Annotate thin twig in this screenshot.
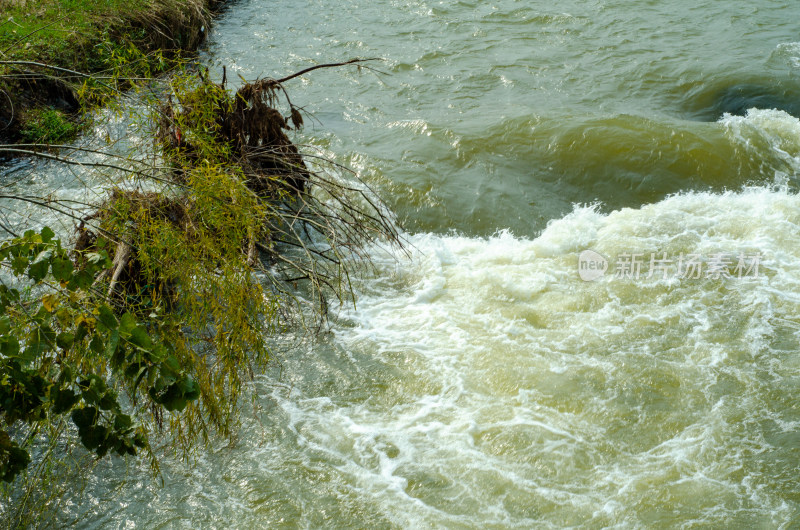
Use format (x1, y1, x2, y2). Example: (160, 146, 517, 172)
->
(0, 61, 116, 91)
(272, 58, 382, 84)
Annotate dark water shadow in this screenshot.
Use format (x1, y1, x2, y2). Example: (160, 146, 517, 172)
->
(680, 78, 800, 121)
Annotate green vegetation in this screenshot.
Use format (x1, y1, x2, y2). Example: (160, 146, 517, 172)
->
(17, 107, 80, 143)
(0, 0, 213, 143)
(0, 33, 396, 525)
(0, 2, 399, 524)
(0, 227, 186, 472)
(0, 0, 146, 65)
(0, 0, 209, 68)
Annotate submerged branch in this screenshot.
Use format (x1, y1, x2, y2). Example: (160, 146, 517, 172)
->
(272, 58, 383, 84)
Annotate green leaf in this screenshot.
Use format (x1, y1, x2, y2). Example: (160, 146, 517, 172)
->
(89, 334, 104, 354)
(90, 375, 107, 392)
(54, 308, 71, 326)
(95, 438, 111, 458)
(51, 386, 80, 414)
(133, 432, 146, 448)
(10, 256, 28, 275)
(51, 258, 74, 282)
(56, 332, 75, 350)
(75, 322, 89, 343)
(40, 226, 55, 243)
(33, 305, 52, 322)
(81, 387, 100, 405)
(80, 376, 107, 406)
(97, 305, 118, 331)
(105, 329, 120, 359)
(130, 326, 152, 350)
(165, 397, 187, 411)
(148, 343, 168, 363)
(71, 406, 98, 430)
(162, 355, 181, 375)
(110, 341, 126, 368)
(27, 250, 52, 281)
(22, 327, 54, 360)
(0, 336, 20, 357)
(113, 413, 132, 431)
(57, 365, 73, 385)
(181, 377, 200, 401)
(0, 431, 31, 482)
(4, 288, 19, 302)
(157, 384, 185, 411)
(154, 374, 175, 391)
(98, 391, 118, 412)
(116, 439, 136, 457)
(125, 363, 146, 381)
(119, 312, 137, 336)
(68, 269, 94, 291)
(80, 425, 109, 451)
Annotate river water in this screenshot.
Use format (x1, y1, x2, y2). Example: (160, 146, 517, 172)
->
(49, 0, 800, 527)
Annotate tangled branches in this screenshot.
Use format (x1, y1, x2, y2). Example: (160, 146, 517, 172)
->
(65, 58, 403, 439)
(0, 61, 401, 514)
(78, 60, 401, 315)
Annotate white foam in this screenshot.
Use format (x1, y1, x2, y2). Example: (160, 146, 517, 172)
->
(315, 186, 800, 526)
(719, 108, 800, 177)
(774, 41, 800, 69)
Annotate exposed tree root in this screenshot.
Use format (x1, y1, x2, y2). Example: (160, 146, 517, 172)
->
(76, 61, 402, 320)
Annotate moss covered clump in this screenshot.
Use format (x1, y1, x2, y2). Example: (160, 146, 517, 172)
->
(17, 107, 81, 143)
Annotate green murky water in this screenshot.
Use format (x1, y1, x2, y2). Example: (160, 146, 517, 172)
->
(39, 0, 800, 527)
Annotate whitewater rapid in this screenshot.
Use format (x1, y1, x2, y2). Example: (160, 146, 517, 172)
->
(315, 181, 800, 527)
(36, 101, 800, 529)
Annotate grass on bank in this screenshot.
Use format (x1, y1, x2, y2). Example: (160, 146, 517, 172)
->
(0, 0, 212, 143)
(0, 0, 209, 66)
(18, 107, 79, 142)
(0, 0, 146, 67)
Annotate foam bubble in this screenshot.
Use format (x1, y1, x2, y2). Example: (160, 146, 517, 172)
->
(720, 108, 800, 177)
(773, 41, 800, 69)
(323, 186, 800, 526)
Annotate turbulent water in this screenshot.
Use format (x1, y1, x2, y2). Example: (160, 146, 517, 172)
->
(18, 0, 800, 527)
